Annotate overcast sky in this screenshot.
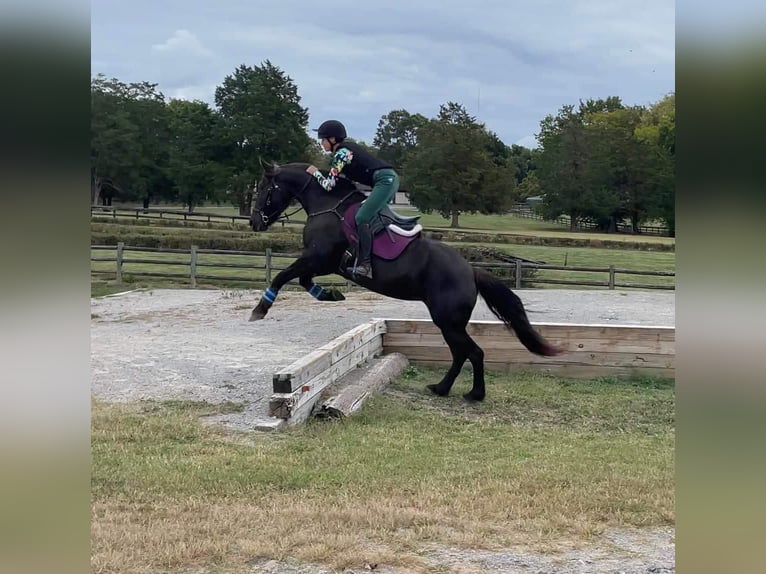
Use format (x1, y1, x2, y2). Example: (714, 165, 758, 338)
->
(91, 0, 675, 149)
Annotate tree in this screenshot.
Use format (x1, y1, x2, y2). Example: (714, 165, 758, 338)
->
(535, 104, 601, 230)
(91, 75, 174, 208)
(403, 102, 517, 228)
(586, 106, 650, 232)
(517, 170, 541, 201)
(373, 109, 429, 170)
(166, 99, 228, 212)
(508, 144, 535, 184)
(214, 61, 311, 214)
(636, 93, 675, 234)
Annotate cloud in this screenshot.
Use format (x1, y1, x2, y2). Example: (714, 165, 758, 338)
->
(92, 0, 675, 146)
(152, 29, 212, 58)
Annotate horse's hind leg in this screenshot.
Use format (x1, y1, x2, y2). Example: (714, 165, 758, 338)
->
(427, 326, 486, 401)
(462, 334, 486, 402)
(426, 325, 468, 397)
(298, 274, 345, 302)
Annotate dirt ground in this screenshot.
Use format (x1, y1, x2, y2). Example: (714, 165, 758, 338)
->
(90, 287, 674, 430)
(91, 287, 676, 573)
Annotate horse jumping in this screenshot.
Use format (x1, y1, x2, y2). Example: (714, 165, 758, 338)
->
(250, 162, 562, 402)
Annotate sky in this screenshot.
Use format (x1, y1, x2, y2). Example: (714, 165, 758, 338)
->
(91, 0, 675, 149)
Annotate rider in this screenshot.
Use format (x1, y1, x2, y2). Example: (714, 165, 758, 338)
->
(306, 119, 399, 280)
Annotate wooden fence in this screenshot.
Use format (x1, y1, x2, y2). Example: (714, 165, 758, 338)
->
(91, 244, 675, 291)
(92, 205, 672, 237)
(91, 205, 253, 225)
(509, 204, 670, 236)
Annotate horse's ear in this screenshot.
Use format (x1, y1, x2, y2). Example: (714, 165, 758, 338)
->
(261, 158, 280, 177)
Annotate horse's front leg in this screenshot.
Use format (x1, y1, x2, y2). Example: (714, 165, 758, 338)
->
(249, 257, 311, 321)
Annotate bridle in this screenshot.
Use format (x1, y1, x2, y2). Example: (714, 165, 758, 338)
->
(254, 170, 365, 225)
(254, 172, 312, 225)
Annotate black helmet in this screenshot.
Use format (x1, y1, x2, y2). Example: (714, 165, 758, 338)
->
(314, 119, 347, 141)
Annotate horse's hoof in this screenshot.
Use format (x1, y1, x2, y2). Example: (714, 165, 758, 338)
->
(427, 383, 449, 397)
(463, 390, 485, 403)
(249, 308, 266, 321)
(329, 289, 346, 301)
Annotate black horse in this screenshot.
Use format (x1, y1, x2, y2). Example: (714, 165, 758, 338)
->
(250, 162, 561, 401)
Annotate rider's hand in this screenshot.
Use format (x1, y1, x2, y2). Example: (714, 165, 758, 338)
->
(306, 165, 317, 175)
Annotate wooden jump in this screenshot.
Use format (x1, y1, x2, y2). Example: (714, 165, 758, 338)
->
(267, 318, 675, 425)
(382, 319, 675, 379)
(269, 319, 387, 424)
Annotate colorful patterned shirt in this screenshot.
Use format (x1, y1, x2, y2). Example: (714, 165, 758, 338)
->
(312, 147, 354, 191)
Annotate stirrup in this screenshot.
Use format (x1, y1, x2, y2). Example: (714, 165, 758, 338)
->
(349, 262, 372, 279)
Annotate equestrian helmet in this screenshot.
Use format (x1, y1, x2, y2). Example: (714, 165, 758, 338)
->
(314, 120, 347, 141)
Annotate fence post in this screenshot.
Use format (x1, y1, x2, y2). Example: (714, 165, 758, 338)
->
(608, 265, 615, 290)
(265, 248, 272, 283)
(515, 260, 523, 289)
(190, 245, 198, 288)
(116, 242, 124, 284)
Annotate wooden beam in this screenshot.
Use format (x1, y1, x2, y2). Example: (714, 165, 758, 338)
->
(379, 319, 675, 379)
(315, 352, 410, 419)
(272, 319, 387, 393)
(268, 319, 387, 423)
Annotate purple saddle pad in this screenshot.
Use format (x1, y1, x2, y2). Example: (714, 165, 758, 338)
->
(341, 203, 420, 260)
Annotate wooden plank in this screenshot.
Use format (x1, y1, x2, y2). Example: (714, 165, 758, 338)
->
(409, 359, 674, 380)
(382, 332, 675, 355)
(382, 319, 675, 342)
(383, 345, 674, 369)
(272, 319, 387, 393)
(380, 318, 675, 380)
(269, 336, 384, 422)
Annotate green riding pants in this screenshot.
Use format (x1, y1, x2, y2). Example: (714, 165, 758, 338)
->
(355, 168, 399, 225)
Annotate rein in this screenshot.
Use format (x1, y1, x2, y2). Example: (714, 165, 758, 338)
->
(307, 190, 360, 221)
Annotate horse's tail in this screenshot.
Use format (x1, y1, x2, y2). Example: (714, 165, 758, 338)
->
(474, 268, 563, 356)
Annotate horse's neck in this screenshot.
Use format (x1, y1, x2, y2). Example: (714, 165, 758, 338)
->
(302, 184, 364, 215)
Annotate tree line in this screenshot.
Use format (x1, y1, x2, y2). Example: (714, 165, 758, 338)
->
(91, 60, 674, 233)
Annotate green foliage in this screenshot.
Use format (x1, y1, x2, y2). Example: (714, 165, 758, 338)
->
(214, 60, 311, 214)
(90, 62, 674, 237)
(90, 61, 312, 215)
(402, 102, 518, 227)
(91, 75, 173, 205)
(166, 99, 229, 212)
(535, 95, 675, 234)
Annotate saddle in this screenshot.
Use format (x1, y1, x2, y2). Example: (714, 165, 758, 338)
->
(341, 202, 423, 262)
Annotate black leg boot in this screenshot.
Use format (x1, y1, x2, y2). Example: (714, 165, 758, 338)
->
(346, 223, 373, 279)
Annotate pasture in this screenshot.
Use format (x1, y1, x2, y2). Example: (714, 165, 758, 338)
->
(98, 203, 676, 246)
(90, 200, 677, 572)
(91, 368, 674, 574)
(90, 241, 675, 292)
(91, 207, 675, 293)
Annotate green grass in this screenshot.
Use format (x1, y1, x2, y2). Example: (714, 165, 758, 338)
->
(91, 368, 674, 573)
(394, 207, 674, 244)
(103, 203, 674, 246)
(453, 242, 676, 289)
(91, 239, 675, 291)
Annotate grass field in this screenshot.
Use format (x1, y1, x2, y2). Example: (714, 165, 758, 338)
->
(458, 242, 675, 289)
(91, 237, 675, 293)
(103, 203, 675, 246)
(91, 367, 674, 573)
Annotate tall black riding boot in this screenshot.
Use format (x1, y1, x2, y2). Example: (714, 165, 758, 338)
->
(347, 223, 373, 279)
